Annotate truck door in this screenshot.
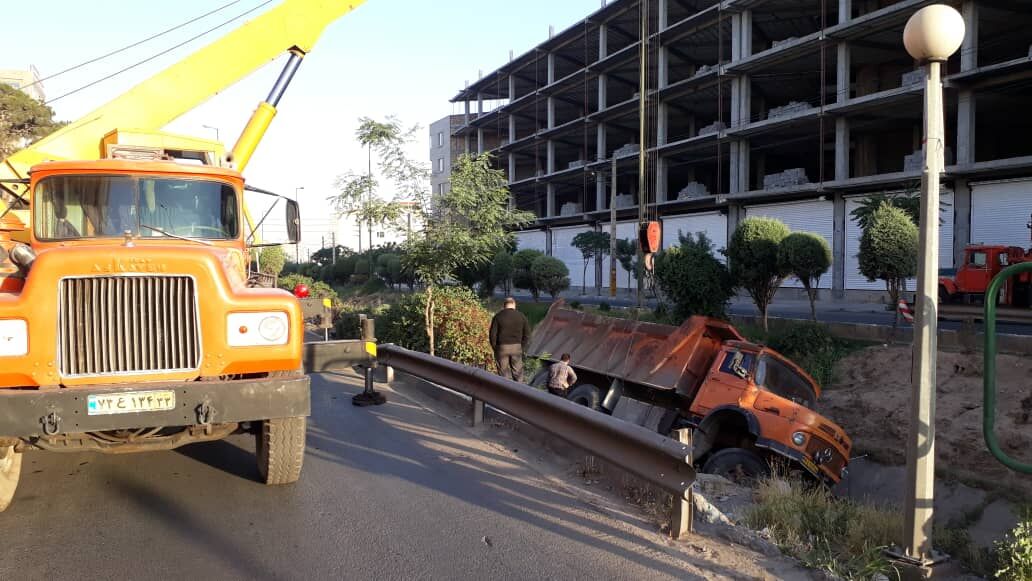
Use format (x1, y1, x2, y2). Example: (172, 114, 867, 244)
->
(957, 249, 991, 295)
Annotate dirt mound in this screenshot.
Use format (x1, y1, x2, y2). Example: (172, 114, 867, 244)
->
(819, 345, 1032, 498)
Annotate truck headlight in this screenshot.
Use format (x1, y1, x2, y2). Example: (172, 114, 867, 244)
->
(227, 312, 289, 346)
(791, 431, 807, 446)
(0, 320, 27, 356)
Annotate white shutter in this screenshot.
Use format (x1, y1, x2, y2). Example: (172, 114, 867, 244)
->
(746, 199, 835, 288)
(844, 192, 954, 291)
(971, 179, 1032, 247)
(550, 225, 594, 289)
(600, 220, 639, 289)
(515, 229, 546, 254)
(661, 212, 728, 262)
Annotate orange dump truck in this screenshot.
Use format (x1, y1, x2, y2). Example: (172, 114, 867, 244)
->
(528, 303, 851, 484)
(0, 160, 309, 511)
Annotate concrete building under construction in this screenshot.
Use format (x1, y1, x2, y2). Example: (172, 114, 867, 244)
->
(447, 0, 1032, 299)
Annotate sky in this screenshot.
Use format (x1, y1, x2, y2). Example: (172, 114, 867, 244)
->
(2, 0, 603, 256)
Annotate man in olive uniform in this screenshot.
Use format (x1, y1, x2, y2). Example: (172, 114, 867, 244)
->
(489, 297, 531, 382)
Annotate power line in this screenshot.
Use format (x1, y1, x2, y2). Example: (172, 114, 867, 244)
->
(46, 0, 276, 105)
(22, 0, 243, 92)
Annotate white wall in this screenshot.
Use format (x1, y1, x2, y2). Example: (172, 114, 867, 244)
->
(550, 225, 594, 290)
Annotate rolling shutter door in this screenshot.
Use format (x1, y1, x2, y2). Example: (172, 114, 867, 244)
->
(746, 199, 834, 288)
(661, 212, 728, 262)
(550, 225, 594, 289)
(971, 179, 1032, 247)
(515, 229, 546, 254)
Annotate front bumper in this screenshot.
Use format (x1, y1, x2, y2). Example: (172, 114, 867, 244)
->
(0, 376, 310, 438)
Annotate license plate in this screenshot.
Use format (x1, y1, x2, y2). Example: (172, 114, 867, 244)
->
(87, 390, 176, 416)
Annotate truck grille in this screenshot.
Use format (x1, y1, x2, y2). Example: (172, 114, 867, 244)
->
(59, 276, 201, 376)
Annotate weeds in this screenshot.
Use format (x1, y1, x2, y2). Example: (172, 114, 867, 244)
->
(996, 515, 1032, 581)
(745, 477, 901, 580)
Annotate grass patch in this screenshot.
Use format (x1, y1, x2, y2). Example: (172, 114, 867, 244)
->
(517, 302, 551, 328)
(745, 478, 902, 580)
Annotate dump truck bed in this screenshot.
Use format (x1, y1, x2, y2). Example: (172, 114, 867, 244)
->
(527, 303, 743, 395)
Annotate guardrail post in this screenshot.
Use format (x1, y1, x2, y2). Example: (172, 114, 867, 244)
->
(352, 317, 386, 407)
(471, 398, 484, 427)
(669, 428, 693, 540)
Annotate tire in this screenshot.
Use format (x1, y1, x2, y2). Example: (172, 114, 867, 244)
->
(566, 384, 602, 411)
(529, 368, 549, 389)
(701, 447, 770, 483)
(0, 446, 22, 512)
(256, 416, 306, 485)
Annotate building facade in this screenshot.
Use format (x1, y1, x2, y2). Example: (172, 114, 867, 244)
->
(450, 0, 1032, 299)
(0, 66, 45, 102)
(430, 115, 466, 196)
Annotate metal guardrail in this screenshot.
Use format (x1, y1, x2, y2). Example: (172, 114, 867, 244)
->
(376, 344, 696, 498)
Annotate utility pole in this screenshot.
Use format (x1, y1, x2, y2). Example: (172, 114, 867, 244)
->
(636, 0, 649, 310)
(610, 158, 617, 298)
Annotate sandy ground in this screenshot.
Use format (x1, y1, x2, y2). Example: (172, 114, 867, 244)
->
(819, 344, 1032, 498)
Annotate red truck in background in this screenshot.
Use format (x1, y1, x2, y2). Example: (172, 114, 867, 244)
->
(939, 214, 1032, 307)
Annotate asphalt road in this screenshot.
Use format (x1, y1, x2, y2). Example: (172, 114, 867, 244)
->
(0, 373, 699, 580)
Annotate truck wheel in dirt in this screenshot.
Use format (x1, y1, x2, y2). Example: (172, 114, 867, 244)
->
(701, 448, 769, 483)
(256, 416, 306, 485)
(566, 384, 602, 411)
(0, 446, 22, 512)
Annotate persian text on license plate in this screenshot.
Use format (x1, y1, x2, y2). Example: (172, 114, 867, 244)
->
(87, 390, 176, 416)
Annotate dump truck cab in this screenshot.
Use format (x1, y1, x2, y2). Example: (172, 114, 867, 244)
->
(0, 159, 309, 512)
(528, 304, 851, 485)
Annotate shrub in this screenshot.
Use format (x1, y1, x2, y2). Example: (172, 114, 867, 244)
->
(378, 287, 494, 368)
(726, 217, 790, 331)
(858, 202, 918, 310)
(490, 250, 515, 295)
(765, 323, 867, 386)
(512, 249, 544, 300)
(655, 232, 734, 322)
(569, 300, 582, 310)
(530, 255, 570, 299)
(598, 301, 611, 312)
(256, 245, 286, 276)
(778, 232, 831, 322)
(278, 273, 314, 293)
(996, 517, 1032, 581)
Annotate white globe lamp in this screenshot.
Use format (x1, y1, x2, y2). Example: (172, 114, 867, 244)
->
(903, 4, 965, 62)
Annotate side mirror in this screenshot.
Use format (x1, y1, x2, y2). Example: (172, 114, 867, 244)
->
(286, 199, 301, 243)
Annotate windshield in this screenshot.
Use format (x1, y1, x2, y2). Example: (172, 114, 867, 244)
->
(755, 354, 816, 408)
(35, 175, 238, 240)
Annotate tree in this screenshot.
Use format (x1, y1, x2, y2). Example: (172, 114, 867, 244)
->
(404, 153, 534, 355)
(257, 245, 286, 276)
(512, 249, 544, 300)
(310, 245, 349, 267)
(571, 231, 610, 295)
(726, 217, 791, 331)
(531, 255, 570, 299)
(614, 238, 636, 290)
(655, 232, 735, 321)
(778, 232, 832, 322)
(0, 84, 64, 159)
(858, 203, 918, 320)
(490, 250, 515, 295)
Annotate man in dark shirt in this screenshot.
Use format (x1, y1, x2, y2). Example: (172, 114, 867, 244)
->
(489, 297, 531, 382)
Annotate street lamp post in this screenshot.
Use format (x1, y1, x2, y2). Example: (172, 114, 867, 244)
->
(900, 5, 965, 564)
(294, 186, 305, 262)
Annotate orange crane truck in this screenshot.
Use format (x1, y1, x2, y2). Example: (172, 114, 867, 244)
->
(939, 214, 1032, 307)
(529, 304, 852, 484)
(0, 0, 366, 511)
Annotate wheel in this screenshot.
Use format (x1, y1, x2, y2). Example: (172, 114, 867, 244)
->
(701, 447, 770, 483)
(529, 367, 549, 389)
(256, 416, 306, 485)
(0, 446, 22, 512)
(566, 384, 602, 411)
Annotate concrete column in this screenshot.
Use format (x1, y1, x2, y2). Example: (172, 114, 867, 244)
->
(477, 129, 485, 154)
(832, 193, 846, 298)
(836, 42, 851, 103)
(509, 153, 516, 182)
(508, 114, 516, 143)
(953, 178, 972, 266)
(596, 174, 607, 212)
(739, 76, 751, 126)
(737, 141, 750, 192)
(835, 117, 850, 181)
(658, 0, 668, 30)
(464, 134, 471, 155)
(957, 90, 976, 165)
(725, 204, 744, 251)
(656, 102, 668, 146)
(961, 1, 978, 71)
(598, 73, 608, 110)
(508, 75, 516, 100)
(655, 156, 669, 203)
(546, 184, 556, 218)
(731, 14, 742, 62)
(658, 46, 669, 88)
(547, 96, 556, 129)
(598, 24, 608, 59)
(547, 53, 556, 84)
(838, 0, 851, 24)
(477, 92, 484, 117)
(740, 10, 752, 59)
(547, 140, 555, 174)
(597, 123, 607, 160)
(464, 98, 470, 125)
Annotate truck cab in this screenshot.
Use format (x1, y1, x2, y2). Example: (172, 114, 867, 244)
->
(940, 245, 1031, 306)
(0, 159, 309, 512)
